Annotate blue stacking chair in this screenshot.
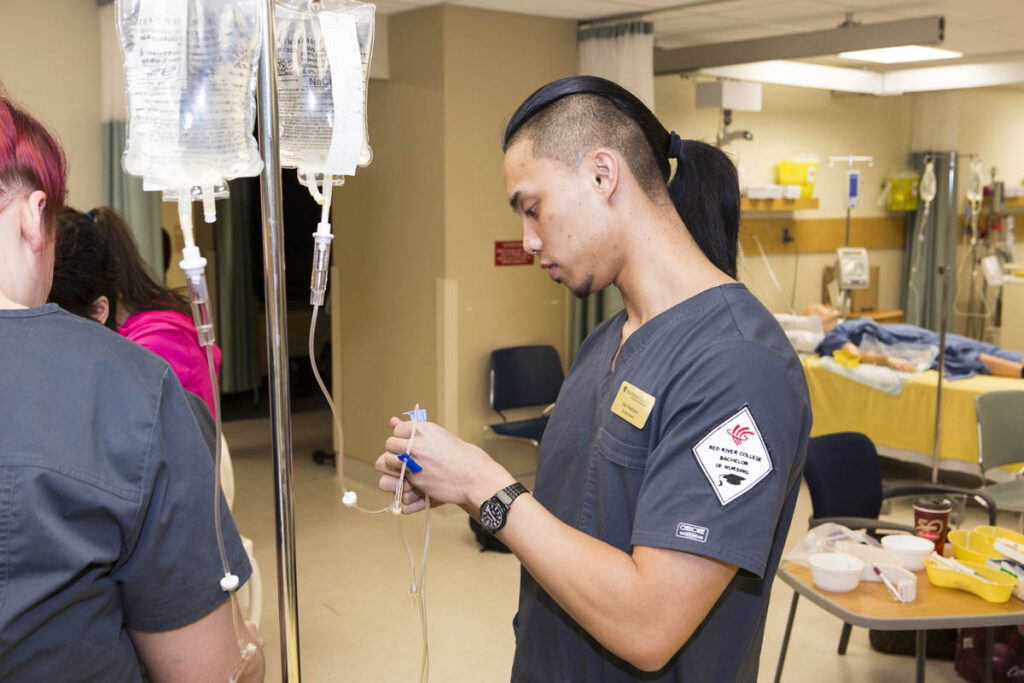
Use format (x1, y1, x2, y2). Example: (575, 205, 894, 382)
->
(484, 345, 564, 449)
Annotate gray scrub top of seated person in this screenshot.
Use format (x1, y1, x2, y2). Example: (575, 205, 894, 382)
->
(511, 284, 812, 683)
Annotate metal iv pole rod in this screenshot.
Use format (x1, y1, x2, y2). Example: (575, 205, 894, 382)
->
(256, 0, 301, 679)
(931, 151, 957, 485)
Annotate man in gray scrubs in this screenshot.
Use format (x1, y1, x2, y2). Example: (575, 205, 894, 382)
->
(377, 76, 811, 681)
(0, 95, 263, 681)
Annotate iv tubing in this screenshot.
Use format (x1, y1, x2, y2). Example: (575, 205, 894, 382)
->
(304, 171, 431, 679)
(393, 407, 431, 682)
(179, 194, 253, 671)
(307, 308, 433, 679)
(308, 305, 390, 515)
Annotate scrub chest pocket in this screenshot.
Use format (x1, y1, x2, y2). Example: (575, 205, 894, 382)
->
(578, 423, 650, 548)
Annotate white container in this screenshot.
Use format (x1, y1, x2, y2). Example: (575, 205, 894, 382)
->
(783, 184, 802, 200)
(767, 184, 785, 199)
(873, 563, 918, 603)
(809, 552, 864, 592)
(746, 185, 771, 200)
(881, 534, 935, 571)
(833, 540, 904, 580)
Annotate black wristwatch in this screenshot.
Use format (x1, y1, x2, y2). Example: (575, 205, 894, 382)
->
(479, 482, 529, 533)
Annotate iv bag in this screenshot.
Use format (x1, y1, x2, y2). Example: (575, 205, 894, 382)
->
(966, 159, 984, 204)
(275, 0, 374, 182)
(919, 160, 937, 204)
(116, 0, 264, 194)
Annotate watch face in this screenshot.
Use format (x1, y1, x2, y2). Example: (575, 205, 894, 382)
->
(480, 500, 505, 531)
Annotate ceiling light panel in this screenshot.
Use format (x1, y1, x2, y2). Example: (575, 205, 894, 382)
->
(838, 45, 963, 63)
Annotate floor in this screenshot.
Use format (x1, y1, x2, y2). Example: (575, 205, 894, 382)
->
(225, 408, 1005, 682)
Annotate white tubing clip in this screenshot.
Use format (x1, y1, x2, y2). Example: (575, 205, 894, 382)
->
(220, 573, 240, 593)
(315, 224, 334, 241)
(342, 490, 358, 507)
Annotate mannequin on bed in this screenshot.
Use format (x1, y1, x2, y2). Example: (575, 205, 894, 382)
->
(793, 304, 1024, 380)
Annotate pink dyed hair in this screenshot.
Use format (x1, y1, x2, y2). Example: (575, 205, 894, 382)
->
(0, 95, 67, 232)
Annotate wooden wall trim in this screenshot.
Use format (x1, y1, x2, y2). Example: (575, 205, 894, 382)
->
(739, 215, 907, 255)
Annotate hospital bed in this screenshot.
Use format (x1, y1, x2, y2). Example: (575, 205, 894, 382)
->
(803, 356, 1024, 480)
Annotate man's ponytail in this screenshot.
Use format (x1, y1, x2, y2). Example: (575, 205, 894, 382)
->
(665, 134, 739, 278)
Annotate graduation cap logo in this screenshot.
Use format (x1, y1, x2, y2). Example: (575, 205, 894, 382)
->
(718, 473, 746, 487)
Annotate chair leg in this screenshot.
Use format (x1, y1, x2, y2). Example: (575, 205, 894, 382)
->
(837, 622, 853, 655)
(774, 592, 800, 683)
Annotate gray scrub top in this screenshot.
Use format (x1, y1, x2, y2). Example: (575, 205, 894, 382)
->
(0, 305, 250, 681)
(511, 284, 812, 682)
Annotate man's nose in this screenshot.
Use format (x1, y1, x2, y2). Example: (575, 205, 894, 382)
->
(522, 224, 542, 256)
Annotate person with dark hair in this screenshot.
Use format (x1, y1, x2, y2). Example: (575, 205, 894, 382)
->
(376, 76, 811, 681)
(0, 94, 263, 681)
(48, 205, 222, 417)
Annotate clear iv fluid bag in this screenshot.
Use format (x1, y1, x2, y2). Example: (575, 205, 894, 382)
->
(116, 0, 264, 192)
(276, 0, 374, 181)
(966, 160, 984, 204)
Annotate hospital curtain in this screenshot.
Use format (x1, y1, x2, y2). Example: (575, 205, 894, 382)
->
(98, 0, 164, 279)
(572, 21, 653, 357)
(213, 180, 257, 394)
(902, 151, 959, 330)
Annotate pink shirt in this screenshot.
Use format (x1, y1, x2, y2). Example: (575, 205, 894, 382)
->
(118, 310, 222, 418)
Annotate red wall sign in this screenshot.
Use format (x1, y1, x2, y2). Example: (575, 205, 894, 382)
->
(494, 240, 534, 266)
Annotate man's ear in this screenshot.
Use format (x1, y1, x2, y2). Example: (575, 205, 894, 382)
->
(590, 149, 620, 201)
(89, 295, 111, 325)
(21, 190, 48, 253)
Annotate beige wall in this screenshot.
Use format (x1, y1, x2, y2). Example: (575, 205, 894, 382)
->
(441, 6, 576, 445)
(0, 0, 102, 210)
(332, 7, 447, 461)
(655, 78, 1024, 319)
(656, 77, 913, 315)
(332, 5, 576, 463)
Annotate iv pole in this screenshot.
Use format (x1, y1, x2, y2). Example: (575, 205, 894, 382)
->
(931, 151, 958, 485)
(828, 154, 873, 315)
(256, 0, 302, 679)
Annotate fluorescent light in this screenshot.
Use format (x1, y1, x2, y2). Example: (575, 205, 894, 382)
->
(838, 46, 962, 64)
(700, 60, 1024, 96)
(701, 61, 882, 95)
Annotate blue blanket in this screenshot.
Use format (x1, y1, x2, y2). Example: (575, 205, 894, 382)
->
(815, 319, 1024, 380)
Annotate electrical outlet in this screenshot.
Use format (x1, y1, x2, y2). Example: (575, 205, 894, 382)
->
(782, 227, 794, 244)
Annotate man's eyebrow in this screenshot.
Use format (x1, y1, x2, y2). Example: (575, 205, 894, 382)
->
(508, 191, 520, 212)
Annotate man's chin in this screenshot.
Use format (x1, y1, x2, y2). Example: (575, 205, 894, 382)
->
(570, 274, 595, 300)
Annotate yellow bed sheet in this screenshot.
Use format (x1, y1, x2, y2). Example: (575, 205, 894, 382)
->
(804, 356, 1024, 466)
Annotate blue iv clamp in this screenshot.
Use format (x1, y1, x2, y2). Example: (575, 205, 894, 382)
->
(398, 407, 427, 472)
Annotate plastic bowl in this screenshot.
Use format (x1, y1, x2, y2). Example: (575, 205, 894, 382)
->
(809, 553, 864, 592)
(881, 535, 935, 571)
(948, 529, 1003, 565)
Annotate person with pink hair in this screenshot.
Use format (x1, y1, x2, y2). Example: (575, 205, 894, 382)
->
(0, 92, 262, 682)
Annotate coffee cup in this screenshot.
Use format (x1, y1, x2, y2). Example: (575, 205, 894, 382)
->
(913, 496, 952, 554)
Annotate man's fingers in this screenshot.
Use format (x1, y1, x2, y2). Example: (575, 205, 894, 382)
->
(390, 417, 415, 438)
(401, 499, 427, 514)
(385, 436, 410, 457)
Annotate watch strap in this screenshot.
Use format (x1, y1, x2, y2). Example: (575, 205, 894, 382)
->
(494, 482, 528, 508)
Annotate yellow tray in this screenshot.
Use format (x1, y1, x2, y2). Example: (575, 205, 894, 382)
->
(949, 529, 1004, 565)
(923, 558, 1017, 603)
(976, 526, 1024, 547)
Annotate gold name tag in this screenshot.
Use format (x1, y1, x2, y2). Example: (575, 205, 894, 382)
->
(610, 381, 656, 430)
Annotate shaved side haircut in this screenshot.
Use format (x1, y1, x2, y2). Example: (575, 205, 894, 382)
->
(503, 76, 740, 279)
(504, 93, 668, 205)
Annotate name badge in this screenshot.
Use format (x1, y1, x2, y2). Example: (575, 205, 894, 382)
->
(610, 381, 656, 429)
